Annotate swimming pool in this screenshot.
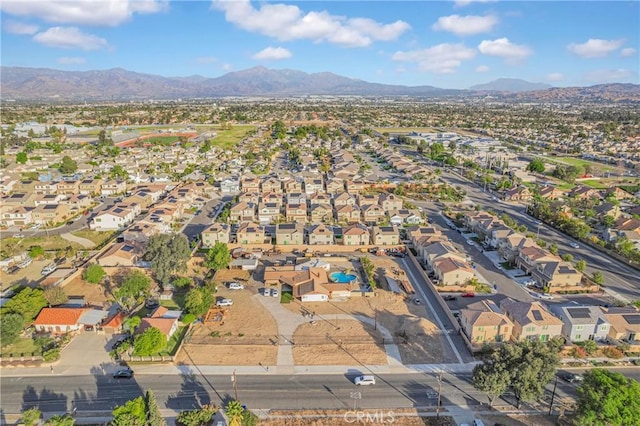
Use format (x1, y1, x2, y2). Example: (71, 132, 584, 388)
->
(330, 271, 357, 283)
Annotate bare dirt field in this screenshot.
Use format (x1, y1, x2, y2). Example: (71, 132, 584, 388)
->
(62, 266, 156, 306)
(293, 319, 387, 365)
(262, 411, 456, 426)
(480, 414, 558, 426)
(176, 277, 278, 366)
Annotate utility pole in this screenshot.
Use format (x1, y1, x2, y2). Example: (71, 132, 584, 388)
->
(232, 369, 238, 401)
(548, 375, 558, 415)
(436, 370, 443, 418)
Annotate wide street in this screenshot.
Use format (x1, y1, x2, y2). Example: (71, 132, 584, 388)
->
(2, 367, 638, 417)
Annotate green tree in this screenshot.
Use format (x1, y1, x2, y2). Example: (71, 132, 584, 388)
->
(173, 276, 192, 288)
(59, 155, 78, 174)
(145, 233, 191, 286)
(112, 396, 147, 426)
(205, 242, 231, 271)
(29, 245, 45, 258)
(123, 315, 141, 335)
(134, 327, 167, 356)
(44, 286, 68, 307)
(0, 313, 25, 347)
(360, 256, 376, 289)
(184, 287, 214, 317)
(145, 390, 166, 426)
(575, 369, 640, 426)
(83, 263, 106, 284)
(21, 408, 41, 426)
(548, 244, 559, 255)
(581, 339, 598, 356)
(16, 151, 28, 164)
(429, 142, 444, 160)
(176, 405, 217, 426)
(4, 287, 47, 322)
(472, 358, 511, 406)
(602, 215, 616, 228)
(592, 271, 605, 285)
(526, 158, 546, 173)
(110, 164, 129, 180)
(575, 259, 587, 272)
(44, 414, 75, 425)
(116, 270, 151, 310)
(561, 253, 574, 262)
(225, 400, 244, 426)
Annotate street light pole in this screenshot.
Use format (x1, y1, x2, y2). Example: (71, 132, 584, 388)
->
(548, 375, 558, 415)
(232, 369, 238, 401)
(436, 370, 443, 418)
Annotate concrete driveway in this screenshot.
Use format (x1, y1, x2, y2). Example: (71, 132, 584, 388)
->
(56, 332, 118, 374)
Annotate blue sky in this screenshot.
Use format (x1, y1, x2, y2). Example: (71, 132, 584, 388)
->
(1, 1, 638, 89)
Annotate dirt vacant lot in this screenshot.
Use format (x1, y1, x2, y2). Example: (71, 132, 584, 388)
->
(293, 319, 387, 365)
(176, 281, 278, 366)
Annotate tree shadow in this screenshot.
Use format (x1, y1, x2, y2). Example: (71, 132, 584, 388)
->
(71, 363, 144, 413)
(164, 360, 225, 411)
(22, 385, 68, 414)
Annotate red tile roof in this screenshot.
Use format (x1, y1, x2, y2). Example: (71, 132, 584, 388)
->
(34, 308, 86, 326)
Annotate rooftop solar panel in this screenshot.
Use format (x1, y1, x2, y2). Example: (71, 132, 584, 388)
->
(567, 307, 591, 319)
(623, 315, 640, 325)
(532, 310, 544, 321)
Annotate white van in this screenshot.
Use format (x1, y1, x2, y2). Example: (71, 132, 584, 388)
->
(472, 420, 485, 426)
(354, 375, 376, 386)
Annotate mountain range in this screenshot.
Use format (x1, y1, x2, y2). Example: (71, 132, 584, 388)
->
(1, 66, 638, 102)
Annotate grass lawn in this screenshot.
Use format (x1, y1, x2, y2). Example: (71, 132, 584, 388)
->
(210, 125, 256, 150)
(71, 230, 115, 246)
(1, 236, 83, 258)
(373, 127, 436, 134)
(163, 325, 188, 356)
(555, 182, 575, 190)
(550, 156, 617, 173)
(145, 136, 180, 145)
(579, 179, 608, 189)
(280, 290, 294, 304)
(500, 261, 516, 270)
(0, 338, 41, 356)
(159, 292, 186, 309)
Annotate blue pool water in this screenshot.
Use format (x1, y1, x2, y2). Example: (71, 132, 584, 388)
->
(330, 272, 357, 283)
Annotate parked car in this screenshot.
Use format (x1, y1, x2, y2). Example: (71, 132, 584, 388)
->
(216, 298, 233, 307)
(18, 259, 33, 268)
(523, 279, 536, 286)
(569, 242, 580, 249)
(13, 233, 25, 239)
(7, 265, 20, 274)
(461, 292, 475, 298)
(113, 368, 134, 379)
(413, 298, 422, 305)
(444, 295, 457, 301)
(145, 299, 160, 309)
(466, 240, 475, 246)
(41, 264, 57, 276)
(426, 391, 438, 399)
(263, 288, 272, 297)
(271, 289, 279, 298)
(538, 293, 554, 300)
(227, 282, 245, 290)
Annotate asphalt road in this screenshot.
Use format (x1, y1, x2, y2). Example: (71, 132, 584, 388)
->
(5, 368, 638, 416)
(439, 170, 640, 302)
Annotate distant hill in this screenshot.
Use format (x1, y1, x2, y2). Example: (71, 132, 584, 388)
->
(469, 78, 552, 92)
(1, 66, 637, 102)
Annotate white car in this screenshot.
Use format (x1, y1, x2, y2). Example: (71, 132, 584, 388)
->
(263, 288, 272, 297)
(41, 264, 57, 275)
(538, 293, 554, 300)
(523, 279, 536, 286)
(18, 259, 33, 268)
(466, 240, 475, 246)
(354, 375, 376, 386)
(569, 242, 580, 249)
(227, 282, 244, 290)
(216, 298, 233, 307)
(271, 289, 279, 298)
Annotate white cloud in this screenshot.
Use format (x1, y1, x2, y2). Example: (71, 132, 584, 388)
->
(546, 72, 564, 82)
(583, 68, 636, 83)
(222, 63, 233, 71)
(432, 14, 498, 36)
(475, 65, 489, 73)
(195, 56, 218, 64)
(478, 37, 532, 62)
(392, 43, 476, 74)
(620, 47, 637, 57)
(3, 20, 39, 35)
(0, 0, 168, 27)
(454, 0, 498, 7)
(33, 27, 109, 50)
(252, 46, 292, 60)
(57, 56, 86, 65)
(567, 39, 625, 58)
(212, 0, 410, 47)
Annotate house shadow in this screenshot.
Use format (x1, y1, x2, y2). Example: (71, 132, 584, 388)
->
(71, 363, 144, 414)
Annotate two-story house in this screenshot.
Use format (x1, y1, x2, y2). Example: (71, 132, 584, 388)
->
(307, 224, 334, 245)
(379, 193, 403, 212)
(229, 201, 257, 223)
(550, 305, 611, 343)
(285, 203, 307, 223)
(32, 203, 71, 225)
(433, 257, 475, 286)
(342, 223, 370, 246)
(239, 192, 260, 205)
(261, 177, 282, 194)
(78, 179, 103, 196)
(531, 261, 583, 292)
(361, 204, 385, 224)
(371, 226, 399, 246)
(325, 178, 345, 194)
(276, 223, 305, 245)
(333, 192, 356, 208)
(241, 177, 260, 193)
(309, 204, 333, 223)
(460, 300, 514, 345)
(303, 178, 324, 195)
(201, 223, 231, 248)
(516, 246, 561, 275)
(101, 180, 127, 196)
(500, 298, 563, 342)
(237, 222, 266, 244)
(335, 204, 361, 224)
(258, 202, 281, 225)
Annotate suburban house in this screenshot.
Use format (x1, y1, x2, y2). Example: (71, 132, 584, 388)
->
(342, 223, 370, 246)
(422, 241, 466, 270)
(371, 226, 400, 246)
(407, 226, 442, 247)
(361, 204, 385, 224)
(460, 300, 514, 345)
(90, 205, 136, 231)
(499, 299, 563, 342)
(283, 179, 303, 193)
(604, 310, 640, 342)
(258, 202, 281, 224)
(550, 305, 611, 343)
(346, 180, 366, 194)
(122, 220, 165, 243)
(335, 204, 361, 223)
(389, 209, 422, 226)
(34, 182, 58, 195)
(485, 224, 515, 249)
(101, 179, 127, 196)
(333, 192, 356, 208)
(1, 207, 33, 227)
(34, 307, 87, 334)
(56, 180, 80, 195)
(137, 306, 181, 338)
(201, 223, 231, 248)
(285, 204, 307, 223)
(261, 177, 282, 194)
(530, 261, 583, 292)
(309, 204, 333, 223)
(239, 192, 260, 205)
(78, 179, 103, 195)
(276, 223, 305, 245)
(240, 177, 260, 193)
(220, 178, 240, 194)
(32, 203, 71, 225)
(236, 222, 266, 245)
(229, 201, 257, 223)
(325, 178, 345, 194)
(266, 267, 352, 302)
(286, 192, 307, 206)
(499, 233, 537, 264)
(379, 193, 403, 211)
(304, 178, 324, 195)
(33, 194, 65, 206)
(309, 193, 332, 206)
(538, 185, 565, 200)
(307, 224, 335, 245)
(569, 186, 602, 201)
(501, 186, 532, 202)
(432, 257, 475, 286)
(260, 192, 282, 206)
(516, 246, 561, 275)
(97, 242, 141, 267)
